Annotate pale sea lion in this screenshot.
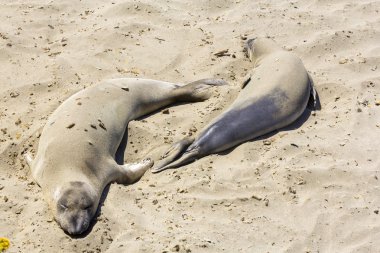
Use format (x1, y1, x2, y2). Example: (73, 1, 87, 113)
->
(25, 77, 226, 235)
(152, 38, 317, 173)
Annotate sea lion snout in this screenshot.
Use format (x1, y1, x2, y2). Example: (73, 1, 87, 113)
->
(58, 208, 91, 235)
(54, 181, 97, 235)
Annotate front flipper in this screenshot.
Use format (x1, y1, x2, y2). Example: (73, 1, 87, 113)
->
(116, 158, 154, 184)
(151, 137, 194, 173)
(307, 75, 320, 110)
(24, 153, 42, 186)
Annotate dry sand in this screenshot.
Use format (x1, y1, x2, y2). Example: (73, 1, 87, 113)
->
(1, 0, 380, 252)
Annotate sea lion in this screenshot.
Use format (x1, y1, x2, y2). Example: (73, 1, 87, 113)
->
(25, 77, 226, 235)
(152, 37, 317, 173)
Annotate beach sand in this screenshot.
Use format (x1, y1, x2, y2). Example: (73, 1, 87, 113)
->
(1, 0, 380, 252)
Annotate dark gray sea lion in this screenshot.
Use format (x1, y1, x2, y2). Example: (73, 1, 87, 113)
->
(152, 38, 317, 173)
(24, 77, 226, 235)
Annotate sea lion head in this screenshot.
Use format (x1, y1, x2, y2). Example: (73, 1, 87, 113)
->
(244, 37, 282, 63)
(53, 181, 98, 235)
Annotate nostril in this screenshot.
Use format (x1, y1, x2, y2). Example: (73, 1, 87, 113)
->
(75, 219, 89, 235)
(66, 221, 86, 235)
(76, 223, 83, 233)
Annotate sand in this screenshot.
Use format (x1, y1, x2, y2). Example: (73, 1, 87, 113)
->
(1, 0, 380, 252)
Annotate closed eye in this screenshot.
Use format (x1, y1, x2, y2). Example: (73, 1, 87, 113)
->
(60, 204, 68, 210)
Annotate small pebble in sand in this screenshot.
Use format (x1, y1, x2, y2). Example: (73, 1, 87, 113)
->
(339, 58, 348, 64)
(289, 187, 297, 194)
(251, 194, 262, 201)
(214, 49, 230, 57)
(99, 122, 107, 131)
(10, 91, 19, 98)
(240, 34, 247, 40)
(263, 140, 271, 145)
(66, 123, 75, 129)
(162, 109, 170, 114)
(171, 245, 180, 252)
(189, 126, 197, 133)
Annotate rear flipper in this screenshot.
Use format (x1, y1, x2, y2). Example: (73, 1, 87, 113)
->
(174, 79, 228, 102)
(151, 138, 199, 173)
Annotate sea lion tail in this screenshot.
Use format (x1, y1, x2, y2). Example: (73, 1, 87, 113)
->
(151, 138, 194, 173)
(152, 149, 199, 173)
(152, 141, 200, 173)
